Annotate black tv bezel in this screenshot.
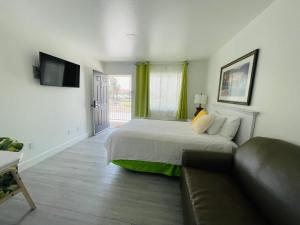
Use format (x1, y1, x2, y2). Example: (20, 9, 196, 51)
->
(39, 52, 80, 88)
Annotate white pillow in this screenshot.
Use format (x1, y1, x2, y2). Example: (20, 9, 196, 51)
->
(207, 113, 226, 135)
(217, 113, 241, 140)
(191, 114, 214, 134)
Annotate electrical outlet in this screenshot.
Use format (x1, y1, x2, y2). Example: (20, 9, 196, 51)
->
(28, 143, 34, 149)
(67, 129, 71, 135)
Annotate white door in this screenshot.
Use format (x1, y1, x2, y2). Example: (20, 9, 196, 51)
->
(92, 70, 109, 135)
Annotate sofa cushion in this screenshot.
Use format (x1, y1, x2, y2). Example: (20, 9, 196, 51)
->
(234, 137, 300, 225)
(182, 167, 267, 225)
(0, 137, 23, 152)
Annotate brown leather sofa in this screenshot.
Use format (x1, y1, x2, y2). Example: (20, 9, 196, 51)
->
(181, 137, 300, 225)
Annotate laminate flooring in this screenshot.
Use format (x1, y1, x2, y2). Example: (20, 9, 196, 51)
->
(0, 129, 183, 225)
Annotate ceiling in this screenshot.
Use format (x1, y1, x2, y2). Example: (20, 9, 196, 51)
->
(0, 0, 274, 61)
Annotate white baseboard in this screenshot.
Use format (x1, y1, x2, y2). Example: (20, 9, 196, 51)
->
(18, 132, 92, 171)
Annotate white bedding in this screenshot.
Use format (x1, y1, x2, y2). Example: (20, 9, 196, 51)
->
(105, 119, 237, 166)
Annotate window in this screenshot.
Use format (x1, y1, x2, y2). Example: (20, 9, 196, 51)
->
(149, 64, 182, 120)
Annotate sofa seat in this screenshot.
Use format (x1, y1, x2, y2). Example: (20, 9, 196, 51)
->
(182, 167, 267, 225)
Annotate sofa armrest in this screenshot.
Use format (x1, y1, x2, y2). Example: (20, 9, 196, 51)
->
(182, 150, 233, 172)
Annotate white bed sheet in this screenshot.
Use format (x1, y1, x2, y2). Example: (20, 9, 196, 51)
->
(105, 119, 237, 166)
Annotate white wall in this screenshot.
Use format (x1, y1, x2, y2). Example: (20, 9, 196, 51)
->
(187, 60, 208, 118)
(0, 21, 103, 170)
(206, 0, 300, 145)
(103, 62, 136, 76)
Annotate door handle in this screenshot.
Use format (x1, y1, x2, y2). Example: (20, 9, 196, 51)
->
(92, 100, 100, 108)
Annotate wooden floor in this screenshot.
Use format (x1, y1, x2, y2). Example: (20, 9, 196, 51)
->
(0, 129, 183, 225)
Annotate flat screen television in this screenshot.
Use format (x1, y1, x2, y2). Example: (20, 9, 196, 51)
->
(39, 52, 80, 88)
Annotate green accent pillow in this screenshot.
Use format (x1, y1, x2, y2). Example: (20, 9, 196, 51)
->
(0, 137, 23, 152)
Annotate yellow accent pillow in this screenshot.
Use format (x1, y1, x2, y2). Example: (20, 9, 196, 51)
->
(192, 110, 207, 124)
(191, 114, 214, 134)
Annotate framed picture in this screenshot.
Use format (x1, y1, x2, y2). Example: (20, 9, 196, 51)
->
(217, 49, 259, 105)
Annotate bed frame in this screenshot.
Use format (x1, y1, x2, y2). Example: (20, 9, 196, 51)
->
(208, 104, 259, 146)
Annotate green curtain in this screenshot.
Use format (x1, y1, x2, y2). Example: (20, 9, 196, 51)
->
(135, 62, 150, 117)
(176, 62, 188, 120)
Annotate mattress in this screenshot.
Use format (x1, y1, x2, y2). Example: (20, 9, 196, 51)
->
(105, 119, 237, 166)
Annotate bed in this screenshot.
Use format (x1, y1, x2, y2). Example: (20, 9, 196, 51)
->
(105, 104, 258, 176)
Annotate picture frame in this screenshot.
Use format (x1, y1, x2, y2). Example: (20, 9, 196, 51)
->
(217, 49, 259, 105)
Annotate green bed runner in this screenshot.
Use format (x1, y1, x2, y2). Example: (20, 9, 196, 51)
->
(112, 160, 181, 177)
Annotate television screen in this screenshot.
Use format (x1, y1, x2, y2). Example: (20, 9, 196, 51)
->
(39, 52, 80, 88)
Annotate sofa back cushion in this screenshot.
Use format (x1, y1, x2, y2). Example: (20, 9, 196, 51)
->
(234, 137, 300, 225)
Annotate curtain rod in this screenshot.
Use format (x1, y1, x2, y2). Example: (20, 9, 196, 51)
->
(151, 62, 185, 65)
(135, 61, 188, 65)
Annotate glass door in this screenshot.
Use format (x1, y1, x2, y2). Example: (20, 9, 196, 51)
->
(108, 75, 132, 128)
